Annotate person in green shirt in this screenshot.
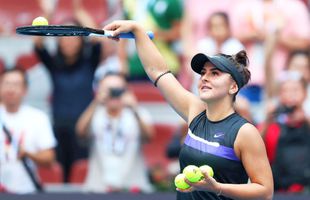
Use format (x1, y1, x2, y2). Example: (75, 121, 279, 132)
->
(120, 0, 183, 80)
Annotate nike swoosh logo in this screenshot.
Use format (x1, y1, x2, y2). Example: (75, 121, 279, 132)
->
(214, 133, 225, 138)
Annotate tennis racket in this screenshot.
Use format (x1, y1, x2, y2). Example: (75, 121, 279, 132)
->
(16, 25, 154, 39)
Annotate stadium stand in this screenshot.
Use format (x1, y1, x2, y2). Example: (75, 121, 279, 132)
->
(38, 162, 64, 184)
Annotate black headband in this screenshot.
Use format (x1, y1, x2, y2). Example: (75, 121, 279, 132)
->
(191, 53, 245, 89)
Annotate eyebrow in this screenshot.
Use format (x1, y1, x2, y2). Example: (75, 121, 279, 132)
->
(210, 68, 221, 71)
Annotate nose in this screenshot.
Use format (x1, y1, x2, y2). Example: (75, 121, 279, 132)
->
(200, 73, 209, 83)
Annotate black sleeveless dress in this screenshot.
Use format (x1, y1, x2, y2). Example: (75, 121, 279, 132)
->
(178, 111, 249, 200)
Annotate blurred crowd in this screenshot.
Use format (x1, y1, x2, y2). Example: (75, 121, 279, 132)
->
(0, 0, 310, 195)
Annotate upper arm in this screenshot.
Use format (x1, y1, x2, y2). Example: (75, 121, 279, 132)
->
(156, 73, 205, 123)
(90, 42, 101, 68)
(235, 124, 274, 191)
(34, 46, 54, 71)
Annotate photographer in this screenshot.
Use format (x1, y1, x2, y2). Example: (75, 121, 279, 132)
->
(75, 72, 154, 193)
(259, 71, 310, 192)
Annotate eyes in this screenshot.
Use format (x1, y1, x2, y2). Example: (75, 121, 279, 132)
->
(200, 69, 221, 77)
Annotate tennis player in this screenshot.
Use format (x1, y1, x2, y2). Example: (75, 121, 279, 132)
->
(104, 20, 274, 200)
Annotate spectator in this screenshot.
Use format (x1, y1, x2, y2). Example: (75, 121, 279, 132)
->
(33, 0, 102, 182)
(0, 68, 56, 193)
(181, 0, 235, 59)
(260, 71, 310, 192)
(119, 0, 183, 80)
(264, 27, 310, 121)
(76, 72, 154, 193)
(231, 0, 310, 107)
(286, 50, 310, 118)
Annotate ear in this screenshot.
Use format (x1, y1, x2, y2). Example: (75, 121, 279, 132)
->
(229, 82, 239, 95)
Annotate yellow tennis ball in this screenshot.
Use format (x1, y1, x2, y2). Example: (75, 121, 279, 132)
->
(174, 173, 190, 190)
(200, 165, 214, 177)
(32, 16, 49, 26)
(183, 165, 203, 183)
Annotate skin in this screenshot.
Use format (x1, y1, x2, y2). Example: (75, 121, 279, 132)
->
(103, 20, 274, 200)
(0, 71, 55, 166)
(287, 54, 310, 83)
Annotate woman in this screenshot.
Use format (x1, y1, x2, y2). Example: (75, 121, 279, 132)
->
(104, 20, 273, 200)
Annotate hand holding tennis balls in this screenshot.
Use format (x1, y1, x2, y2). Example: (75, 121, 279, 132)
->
(174, 173, 191, 190)
(175, 164, 215, 190)
(32, 16, 49, 26)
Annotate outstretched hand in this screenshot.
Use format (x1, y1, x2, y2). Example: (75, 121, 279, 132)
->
(177, 169, 221, 195)
(103, 20, 143, 39)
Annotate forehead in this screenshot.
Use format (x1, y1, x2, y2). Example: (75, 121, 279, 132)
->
(1, 71, 24, 82)
(201, 62, 220, 71)
(280, 79, 304, 91)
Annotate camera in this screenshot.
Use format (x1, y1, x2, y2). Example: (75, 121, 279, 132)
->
(274, 105, 296, 115)
(273, 105, 297, 124)
(109, 88, 126, 98)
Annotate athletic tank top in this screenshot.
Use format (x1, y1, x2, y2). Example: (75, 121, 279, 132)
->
(178, 111, 249, 200)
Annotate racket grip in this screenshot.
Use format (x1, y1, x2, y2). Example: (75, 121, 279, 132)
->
(105, 31, 154, 39)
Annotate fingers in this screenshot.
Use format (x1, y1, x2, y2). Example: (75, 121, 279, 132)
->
(176, 187, 194, 193)
(180, 173, 218, 193)
(103, 21, 119, 31)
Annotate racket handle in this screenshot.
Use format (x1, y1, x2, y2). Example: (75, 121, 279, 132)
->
(104, 31, 154, 40)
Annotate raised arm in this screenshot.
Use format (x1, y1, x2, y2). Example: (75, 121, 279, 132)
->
(104, 20, 205, 123)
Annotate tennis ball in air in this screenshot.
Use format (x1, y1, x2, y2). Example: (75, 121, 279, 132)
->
(32, 16, 49, 26)
(200, 165, 214, 177)
(174, 173, 190, 189)
(183, 165, 203, 183)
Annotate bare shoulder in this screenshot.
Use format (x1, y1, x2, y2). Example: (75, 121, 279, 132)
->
(234, 123, 265, 153)
(238, 123, 261, 138)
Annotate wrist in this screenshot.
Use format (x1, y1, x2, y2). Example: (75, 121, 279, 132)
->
(132, 23, 146, 35)
(216, 183, 223, 196)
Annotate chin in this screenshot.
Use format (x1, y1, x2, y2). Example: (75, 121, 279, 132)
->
(199, 94, 213, 102)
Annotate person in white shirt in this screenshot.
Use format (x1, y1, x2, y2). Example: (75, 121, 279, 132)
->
(0, 68, 56, 194)
(76, 72, 154, 193)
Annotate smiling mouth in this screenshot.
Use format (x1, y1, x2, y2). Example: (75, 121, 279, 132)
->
(201, 86, 212, 90)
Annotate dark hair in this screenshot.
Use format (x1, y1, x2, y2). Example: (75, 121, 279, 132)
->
(220, 50, 251, 86)
(286, 49, 310, 69)
(93, 71, 127, 92)
(208, 11, 230, 29)
(0, 67, 29, 87)
(101, 71, 127, 82)
(220, 50, 251, 101)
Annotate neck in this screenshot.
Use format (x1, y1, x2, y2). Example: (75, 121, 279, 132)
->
(107, 108, 122, 118)
(215, 36, 229, 48)
(5, 104, 20, 113)
(65, 56, 77, 65)
(206, 98, 235, 121)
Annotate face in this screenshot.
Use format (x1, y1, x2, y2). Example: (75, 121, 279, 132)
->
(0, 71, 27, 108)
(98, 75, 126, 110)
(58, 36, 83, 58)
(209, 14, 230, 42)
(279, 80, 306, 108)
(198, 63, 237, 102)
(287, 54, 310, 82)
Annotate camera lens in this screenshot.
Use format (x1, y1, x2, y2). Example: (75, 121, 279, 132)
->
(109, 88, 125, 98)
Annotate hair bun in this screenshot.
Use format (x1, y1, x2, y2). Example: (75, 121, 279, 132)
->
(234, 50, 249, 67)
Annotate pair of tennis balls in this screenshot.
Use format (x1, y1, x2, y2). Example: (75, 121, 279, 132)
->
(32, 16, 49, 26)
(174, 165, 214, 190)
